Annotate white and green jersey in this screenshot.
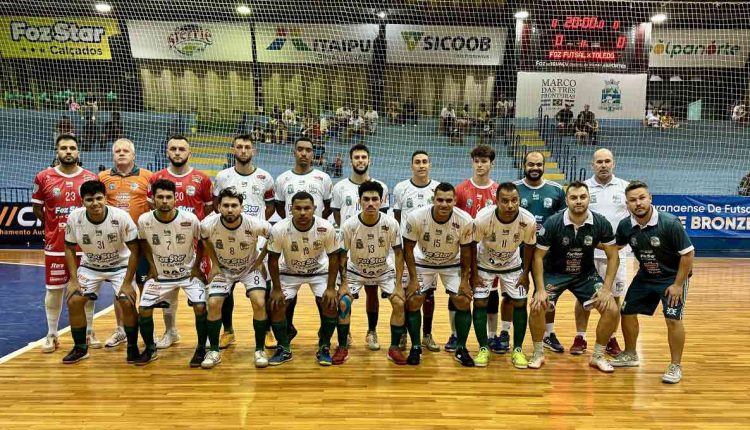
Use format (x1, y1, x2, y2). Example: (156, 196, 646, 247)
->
(274, 169, 332, 218)
(138, 209, 200, 281)
(213, 166, 275, 220)
(340, 213, 401, 278)
(474, 206, 537, 272)
(402, 205, 473, 267)
(392, 179, 439, 219)
(267, 216, 338, 276)
(331, 178, 390, 224)
(200, 212, 270, 277)
(65, 206, 138, 271)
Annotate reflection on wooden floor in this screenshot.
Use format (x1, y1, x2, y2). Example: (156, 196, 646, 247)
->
(1, 250, 749, 429)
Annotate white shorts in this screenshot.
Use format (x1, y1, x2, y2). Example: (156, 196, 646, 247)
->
(594, 258, 628, 297)
(416, 265, 461, 295)
(476, 268, 527, 300)
(139, 277, 207, 308)
(77, 266, 130, 299)
(347, 269, 396, 297)
(207, 270, 266, 298)
(401, 270, 436, 290)
(280, 273, 329, 300)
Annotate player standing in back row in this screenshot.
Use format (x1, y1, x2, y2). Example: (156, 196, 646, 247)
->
(32, 134, 99, 353)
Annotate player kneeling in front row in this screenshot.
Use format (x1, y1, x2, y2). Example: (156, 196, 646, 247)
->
(339, 181, 408, 364)
(267, 192, 343, 366)
(403, 183, 475, 366)
(135, 179, 209, 366)
(529, 181, 620, 372)
(610, 181, 694, 384)
(201, 187, 272, 368)
(472, 183, 537, 368)
(62, 180, 141, 364)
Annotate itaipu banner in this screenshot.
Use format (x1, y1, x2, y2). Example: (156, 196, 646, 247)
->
(515, 72, 647, 119)
(385, 25, 506, 65)
(255, 23, 378, 64)
(0, 16, 120, 60)
(127, 20, 253, 61)
(652, 195, 750, 239)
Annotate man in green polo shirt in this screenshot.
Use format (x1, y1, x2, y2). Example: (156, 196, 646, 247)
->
(611, 181, 694, 384)
(528, 181, 620, 372)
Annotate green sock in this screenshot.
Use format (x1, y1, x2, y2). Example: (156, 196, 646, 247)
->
(513, 304, 528, 349)
(319, 316, 338, 348)
(406, 310, 421, 347)
(337, 323, 350, 348)
(195, 312, 208, 350)
(124, 325, 139, 348)
(455, 309, 472, 349)
(473, 306, 489, 348)
(221, 293, 234, 333)
(390, 324, 406, 348)
(271, 320, 290, 351)
(138, 315, 155, 351)
(253, 319, 268, 351)
(207, 319, 222, 352)
(265, 280, 272, 293)
(71, 326, 88, 350)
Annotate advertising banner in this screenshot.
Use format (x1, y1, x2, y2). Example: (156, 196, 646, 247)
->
(127, 20, 252, 61)
(649, 29, 750, 68)
(255, 23, 378, 64)
(652, 195, 750, 239)
(0, 203, 43, 244)
(385, 25, 506, 65)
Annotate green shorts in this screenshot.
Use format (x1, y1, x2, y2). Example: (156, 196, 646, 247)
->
(543, 271, 603, 306)
(622, 276, 688, 320)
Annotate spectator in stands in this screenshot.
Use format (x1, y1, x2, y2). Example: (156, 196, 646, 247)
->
(283, 103, 298, 127)
(575, 104, 598, 144)
(440, 103, 456, 136)
(732, 103, 748, 124)
(477, 103, 493, 144)
(333, 153, 343, 177)
(660, 111, 679, 129)
(267, 105, 282, 142)
(495, 95, 513, 118)
(556, 104, 574, 134)
(364, 106, 379, 134)
(403, 97, 418, 126)
(388, 99, 402, 125)
(644, 109, 661, 127)
(105, 112, 124, 145)
(335, 104, 352, 138)
(457, 104, 473, 136)
(84, 91, 98, 122)
(348, 109, 366, 143)
(313, 141, 326, 166)
(739, 171, 750, 196)
(55, 115, 75, 139)
(66, 96, 80, 112)
(251, 121, 267, 143)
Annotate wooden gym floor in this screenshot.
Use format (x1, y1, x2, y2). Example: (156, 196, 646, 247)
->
(0, 250, 748, 429)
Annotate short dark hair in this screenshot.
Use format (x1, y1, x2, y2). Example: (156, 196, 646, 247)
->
(349, 143, 370, 159)
(167, 134, 189, 144)
(217, 187, 244, 205)
(55, 134, 78, 148)
(496, 182, 518, 198)
(625, 180, 649, 194)
(291, 191, 314, 205)
(524, 151, 545, 164)
(470, 145, 495, 162)
(80, 180, 105, 198)
(411, 150, 429, 162)
(294, 137, 314, 148)
(566, 181, 589, 195)
(435, 182, 455, 195)
(152, 179, 176, 195)
(358, 180, 383, 199)
(233, 134, 253, 145)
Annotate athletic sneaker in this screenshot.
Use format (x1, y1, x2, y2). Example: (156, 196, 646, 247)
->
(87, 332, 103, 349)
(543, 333, 564, 353)
(134, 348, 158, 366)
(41, 334, 59, 353)
(288, 325, 299, 343)
(398, 333, 408, 351)
(570, 335, 588, 355)
(201, 350, 222, 369)
(190, 348, 207, 368)
(317, 346, 333, 366)
(264, 330, 277, 349)
(105, 328, 127, 348)
(254, 350, 269, 368)
(421, 334, 440, 352)
(497, 331, 511, 353)
(611, 351, 640, 367)
(126, 345, 140, 364)
(444, 334, 458, 352)
(528, 351, 545, 369)
(488, 336, 500, 353)
(62, 347, 89, 364)
(511, 347, 529, 369)
(662, 364, 682, 384)
(474, 347, 490, 367)
(332, 347, 349, 365)
(387, 347, 408, 365)
(366, 331, 380, 351)
(454, 347, 475, 367)
(606, 337, 623, 357)
(407, 346, 422, 365)
(268, 347, 293, 366)
(219, 332, 236, 349)
(589, 353, 614, 373)
(155, 330, 181, 349)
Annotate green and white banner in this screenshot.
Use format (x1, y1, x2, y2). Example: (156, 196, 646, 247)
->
(385, 25, 506, 65)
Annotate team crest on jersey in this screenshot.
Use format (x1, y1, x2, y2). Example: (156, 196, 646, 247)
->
(186, 186, 196, 196)
(631, 237, 638, 247)
(378, 236, 386, 247)
(252, 185, 260, 195)
(513, 233, 520, 242)
(176, 234, 186, 244)
(521, 198, 528, 207)
(423, 232, 430, 241)
(543, 198, 553, 208)
(561, 237, 570, 246)
(82, 234, 91, 245)
(345, 196, 352, 206)
(109, 183, 116, 190)
(216, 239, 224, 249)
(466, 199, 473, 208)
(291, 241, 299, 252)
(53, 187, 61, 197)
(107, 233, 118, 243)
(406, 198, 413, 208)
(405, 223, 412, 233)
(590, 195, 598, 204)
(356, 239, 364, 249)
(650, 236, 661, 247)
(152, 234, 160, 245)
(489, 232, 496, 242)
(130, 182, 139, 191)
(446, 235, 454, 244)
(313, 240, 322, 250)
(584, 236, 593, 246)
(287, 184, 294, 195)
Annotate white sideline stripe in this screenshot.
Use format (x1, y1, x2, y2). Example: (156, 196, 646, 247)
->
(0, 305, 115, 364)
(0, 261, 44, 267)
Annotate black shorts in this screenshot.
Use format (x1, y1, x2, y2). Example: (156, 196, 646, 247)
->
(543, 271, 603, 306)
(621, 277, 688, 320)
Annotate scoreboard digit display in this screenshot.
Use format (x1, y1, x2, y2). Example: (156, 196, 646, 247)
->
(545, 15, 630, 63)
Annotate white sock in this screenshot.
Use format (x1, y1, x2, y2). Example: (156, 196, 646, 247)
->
(163, 289, 179, 333)
(577, 331, 586, 340)
(533, 341, 544, 355)
(487, 313, 499, 337)
(449, 310, 456, 336)
(85, 300, 95, 334)
(501, 321, 512, 332)
(594, 343, 606, 356)
(610, 334, 616, 340)
(544, 323, 555, 337)
(44, 289, 64, 336)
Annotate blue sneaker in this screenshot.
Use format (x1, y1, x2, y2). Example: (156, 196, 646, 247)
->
(498, 330, 511, 353)
(268, 347, 293, 366)
(316, 346, 332, 366)
(543, 333, 565, 353)
(444, 334, 458, 352)
(488, 336, 500, 354)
